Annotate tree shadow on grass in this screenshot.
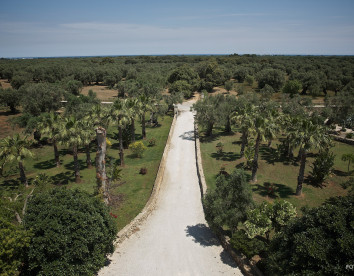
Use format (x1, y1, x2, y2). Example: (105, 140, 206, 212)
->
(64, 160, 86, 171)
(333, 169, 349, 177)
(252, 182, 294, 199)
(51, 171, 74, 185)
(211, 152, 241, 162)
(33, 159, 57, 170)
(1, 179, 22, 190)
(260, 146, 293, 165)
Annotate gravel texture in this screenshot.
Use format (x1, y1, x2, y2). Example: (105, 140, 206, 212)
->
(98, 101, 243, 276)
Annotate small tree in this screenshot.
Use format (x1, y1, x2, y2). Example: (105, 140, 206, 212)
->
(224, 80, 234, 92)
(341, 153, 354, 173)
(203, 169, 254, 231)
(282, 79, 302, 98)
(309, 150, 335, 186)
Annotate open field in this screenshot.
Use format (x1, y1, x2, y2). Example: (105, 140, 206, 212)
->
(200, 127, 351, 212)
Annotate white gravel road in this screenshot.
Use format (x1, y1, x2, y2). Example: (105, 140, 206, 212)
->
(98, 101, 243, 276)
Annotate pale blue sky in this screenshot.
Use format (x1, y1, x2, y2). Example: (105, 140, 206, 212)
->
(1, 0, 353, 57)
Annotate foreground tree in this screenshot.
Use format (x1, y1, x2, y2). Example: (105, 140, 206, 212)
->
(0, 135, 33, 187)
(0, 88, 21, 113)
(266, 195, 354, 275)
(203, 169, 254, 232)
(23, 189, 117, 275)
(95, 127, 109, 205)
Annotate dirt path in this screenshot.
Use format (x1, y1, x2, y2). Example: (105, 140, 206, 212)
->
(98, 101, 242, 276)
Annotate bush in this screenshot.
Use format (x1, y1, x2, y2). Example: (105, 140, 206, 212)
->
(346, 132, 353, 139)
(230, 229, 267, 259)
(23, 189, 117, 275)
(148, 138, 156, 147)
(309, 150, 335, 186)
(216, 142, 224, 154)
(139, 167, 147, 175)
(245, 75, 254, 86)
(129, 141, 147, 158)
(266, 195, 354, 275)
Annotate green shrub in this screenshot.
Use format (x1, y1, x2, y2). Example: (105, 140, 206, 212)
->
(309, 150, 335, 186)
(0, 218, 32, 276)
(23, 189, 117, 276)
(148, 138, 156, 147)
(345, 132, 353, 139)
(230, 229, 267, 259)
(129, 141, 147, 158)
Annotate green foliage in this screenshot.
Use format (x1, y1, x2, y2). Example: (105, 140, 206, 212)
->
(244, 139, 255, 168)
(0, 88, 21, 113)
(309, 150, 335, 186)
(203, 169, 254, 231)
(266, 195, 354, 276)
(282, 79, 302, 97)
(224, 80, 234, 92)
(64, 79, 83, 95)
(129, 141, 147, 158)
(0, 218, 32, 276)
(24, 189, 117, 276)
(342, 153, 354, 172)
(169, 80, 193, 99)
(230, 229, 267, 259)
(245, 75, 254, 86)
(256, 69, 285, 91)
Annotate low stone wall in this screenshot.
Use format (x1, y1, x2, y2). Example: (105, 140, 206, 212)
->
(114, 113, 177, 245)
(331, 134, 354, 145)
(193, 122, 263, 276)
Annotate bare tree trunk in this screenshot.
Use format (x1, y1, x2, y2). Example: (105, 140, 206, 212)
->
(95, 127, 109, 205)
(142, 112, 146, 139)
(131, 118, 135, 142)
(73, 145, 81, 183)
(251, 133, 261, 183)
(296, 150, 307, 196)
(118, 125, 124, 166)
(19, 161, 28, 188)
(53, 139, 60, 167)
(85, 144, 92, 168)
(240, 130, 248, 158)
(205, 122, 214, 137)
(297, 146, 303, 162)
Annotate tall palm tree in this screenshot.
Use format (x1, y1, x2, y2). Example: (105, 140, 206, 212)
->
(138, 94, 153, 139)
(293, 117, 331, 195)
(111, 99, 131, 166)
(0, 134, 33, 187)
(80, 119, 96, 168)
(125, 97, 139, 143)
(59, 116, 85, 183)
(37, 112, 62, 167)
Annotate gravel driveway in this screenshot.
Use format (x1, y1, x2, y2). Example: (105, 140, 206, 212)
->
(98, 101, 243, 276)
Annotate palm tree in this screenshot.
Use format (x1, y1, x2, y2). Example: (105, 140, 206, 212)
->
(341, 153, 354, 173)
(80, 119, 95, 168)
(59, 116, 85, 183)
(125, 97, 140, 143)
(37, 112, 62, 167)
(111, 99, 131, 166)
(138, 94, 153, 139)
(95, 126, 109, 205)
(293, 117, 331, 195)
(0, 134, 33, 187)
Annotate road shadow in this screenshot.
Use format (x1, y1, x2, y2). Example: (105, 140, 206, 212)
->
(179, 130, 195, 141)
(185, 223, 219, 247)
(185, 224, 238, 268)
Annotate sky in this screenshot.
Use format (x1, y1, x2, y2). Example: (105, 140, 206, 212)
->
(0, 0, 354, 57)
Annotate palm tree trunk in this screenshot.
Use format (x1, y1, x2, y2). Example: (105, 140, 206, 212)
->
(18, 161, 28, 188)
(95, 127, 109, 205)
(251, 133, 261, 183)
(296, 150, 307, 195)
(131, 118, 135, 142)
(240, 130, 248, 158)
(85, 144, 92, 168)
(53, 139, 60, 167)
(297, 146, 303, 162)
(225, 117, 231, 133)
(142, 112, 146, 139)
(73, 145, 80, 183)
(118, 125, 124, 166)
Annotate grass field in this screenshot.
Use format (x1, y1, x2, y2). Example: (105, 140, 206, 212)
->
(0, 113, 173, 231)
(200, 127, 352, 212)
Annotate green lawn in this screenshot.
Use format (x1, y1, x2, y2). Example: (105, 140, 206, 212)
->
(200, 127, 351, 212)
(0, 114, 173, 231)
